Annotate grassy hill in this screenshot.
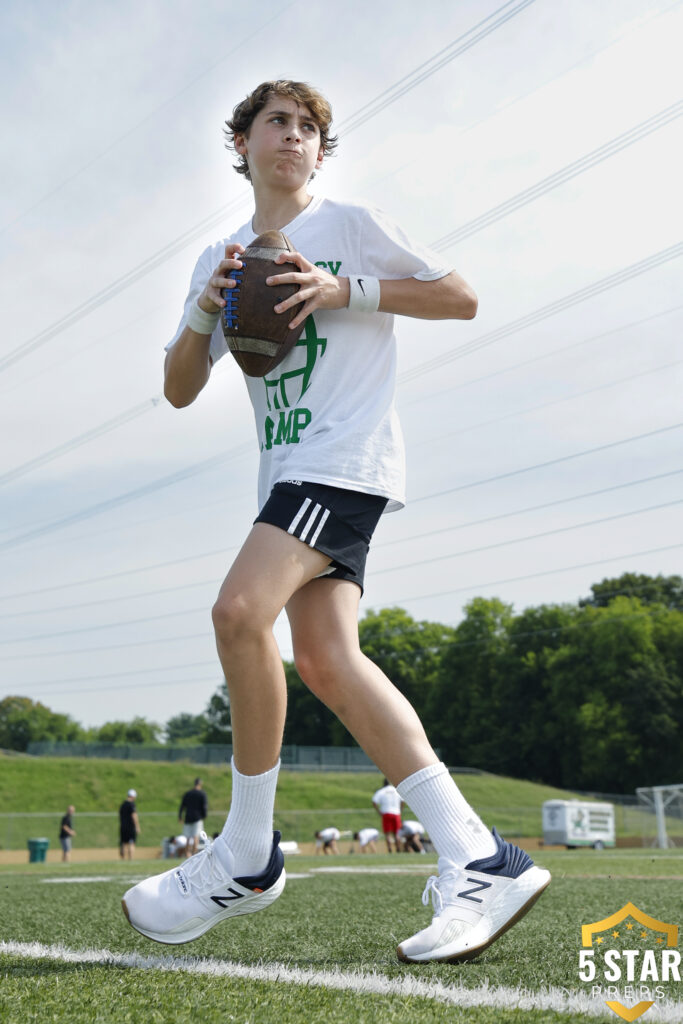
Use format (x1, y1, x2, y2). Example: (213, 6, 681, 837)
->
(0, 753, 594, 850)
(0, 752, 578, 814)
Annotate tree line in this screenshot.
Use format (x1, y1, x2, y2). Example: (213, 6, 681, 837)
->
(2, 573, 681, 794)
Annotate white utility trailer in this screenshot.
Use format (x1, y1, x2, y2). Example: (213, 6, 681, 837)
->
(542, 799, 615, 848)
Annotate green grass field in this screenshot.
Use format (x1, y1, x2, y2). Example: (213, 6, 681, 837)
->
(1, 849, 682, 1023)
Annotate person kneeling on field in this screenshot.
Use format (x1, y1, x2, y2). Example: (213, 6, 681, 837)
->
(315, 828, 340, 855)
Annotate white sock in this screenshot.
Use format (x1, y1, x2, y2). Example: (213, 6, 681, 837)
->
(397, 762, 497, 869)
(216, 758, 280, 877)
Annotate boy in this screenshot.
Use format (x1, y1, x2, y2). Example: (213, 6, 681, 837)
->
(122, 80, 550, 962)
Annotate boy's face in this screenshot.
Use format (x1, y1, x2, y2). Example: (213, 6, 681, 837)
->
(235, 95, 324, 189)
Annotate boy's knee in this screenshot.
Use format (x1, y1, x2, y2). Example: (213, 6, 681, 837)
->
(294, 644, 349, 706)
(211, 592, 259, 645)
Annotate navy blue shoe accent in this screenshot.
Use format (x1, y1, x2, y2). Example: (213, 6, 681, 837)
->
(233, 831, 284, 892)
(464, 827, 534, 878)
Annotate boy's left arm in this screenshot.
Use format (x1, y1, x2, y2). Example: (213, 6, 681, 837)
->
(268, 252, 477, 331)
(378, 272, 477, 321)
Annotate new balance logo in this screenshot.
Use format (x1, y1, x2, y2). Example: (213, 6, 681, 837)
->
(457, 877, 493, 903)
(210, 888, 244, 908)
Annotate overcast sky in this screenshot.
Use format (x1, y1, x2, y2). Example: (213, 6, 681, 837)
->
(0, 0, 681, 731)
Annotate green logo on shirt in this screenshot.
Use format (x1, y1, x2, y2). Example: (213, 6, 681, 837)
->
(262, 317, 326, 451)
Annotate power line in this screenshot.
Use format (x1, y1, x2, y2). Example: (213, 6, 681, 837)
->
(0, 4, 298, 237)
(1, 468, 679, 616)
(375, 469, 683, 549)
(11, 598, 676, 699)
(431, 100, 683, 251)
(3, 494, 679, 643)
(0, 0, 536, 377)
(412, 358, 682, 450)
(0, 440, 253, 554)
(398, 241, 683, 384)
(1, 283, 678, 554)
(0, 193, 249, 375)
(0, 632, 211, 662)
(411, 422, 683, 505)
(0, 415, 678, 562)
(336, 0, 537, 135)
(0, 605, 209, 647)
(393, 542, 683, 605)
(21, 675, 219, 700)
(374, 497, 683, 576)
(24, 660, 217, 688)
(3, 79, 677, 495)
(401, 304, 683, 410)
(0, 396, 162, 487)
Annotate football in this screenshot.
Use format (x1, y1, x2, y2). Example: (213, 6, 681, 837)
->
(221, 230, 306, 377)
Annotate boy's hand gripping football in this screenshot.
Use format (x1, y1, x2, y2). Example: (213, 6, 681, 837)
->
(266, 251, 351, 331)
(198, 244, 246, 314)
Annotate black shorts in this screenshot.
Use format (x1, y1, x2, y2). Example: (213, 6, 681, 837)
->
(254, 481, 388, 593)
(120, 827, 136, 844)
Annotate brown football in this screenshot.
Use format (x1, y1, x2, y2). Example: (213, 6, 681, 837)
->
(221, 230, 306, 377)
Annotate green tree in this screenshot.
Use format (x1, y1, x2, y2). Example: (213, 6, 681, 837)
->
(543, 597, 681, 790)
(282, 661, 344, 745)
(202, 681, 232, 743)
(95, 717, 161, 745)
(359, 607, 456, 721)
(165, 712, 209, 745)
(0, 696, 84, 752)
(581, 573, 683, 610)
(429, 597, 514, 771)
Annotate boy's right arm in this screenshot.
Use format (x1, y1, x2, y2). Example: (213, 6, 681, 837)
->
(164, 245, 245, 408)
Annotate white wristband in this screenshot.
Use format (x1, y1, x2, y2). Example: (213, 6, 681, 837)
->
(347, 275, 380, 313)
(186, 299, 221, 335)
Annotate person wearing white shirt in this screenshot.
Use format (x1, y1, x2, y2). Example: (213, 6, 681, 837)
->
(372, 778, 403, 853)
(354, 827, 379, 854)
(315, 827, 340, 854)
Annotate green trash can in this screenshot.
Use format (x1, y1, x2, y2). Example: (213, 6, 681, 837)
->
(27, 838, 50, 863)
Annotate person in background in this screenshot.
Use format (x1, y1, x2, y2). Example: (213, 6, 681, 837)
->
(119, 789, 140, 860)
(178, 777, 209, 857)
(372, 778, 403, 853)
(315, 827, 340, 854)
(168, 834, 188, 857)
(59, 805, 76, 863)
(398, 820, 427, 853)
(354, 827, 379, 853)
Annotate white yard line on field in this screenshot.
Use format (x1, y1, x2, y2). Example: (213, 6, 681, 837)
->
(311, 866, 435, 874)
(41, 876, 147, 884)
(2, 940, 682, 1021)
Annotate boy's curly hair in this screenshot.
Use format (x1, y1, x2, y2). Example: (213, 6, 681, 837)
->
(224, 80, 338, 182)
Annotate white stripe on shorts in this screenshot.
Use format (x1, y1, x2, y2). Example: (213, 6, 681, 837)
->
(309, 508, 330, 547)
(299, 503, 322, 542)
(287, 498, 312, 535)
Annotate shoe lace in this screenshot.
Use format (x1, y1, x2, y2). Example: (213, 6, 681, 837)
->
(422, 875, 443, 913)
(421, 867, 461, 915)
(180, 832, 218, 890)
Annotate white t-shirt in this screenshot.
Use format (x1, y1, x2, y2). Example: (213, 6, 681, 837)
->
(317, 827, 340, 842)
(399, 820, 425, 837)
(167, 196, 451, 512)
(372, 784, 402, 815)
(357, 827, 379, 846)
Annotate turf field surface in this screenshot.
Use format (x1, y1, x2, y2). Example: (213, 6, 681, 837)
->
(1, 850, 682, 1023)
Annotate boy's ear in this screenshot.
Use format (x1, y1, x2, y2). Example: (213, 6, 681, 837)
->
(234, 132, 248, 155)
(315, 145, 324, 168)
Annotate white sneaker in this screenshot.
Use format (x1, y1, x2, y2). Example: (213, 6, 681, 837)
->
(122, 831, 285, 945)
(397, 829, 550, 963)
